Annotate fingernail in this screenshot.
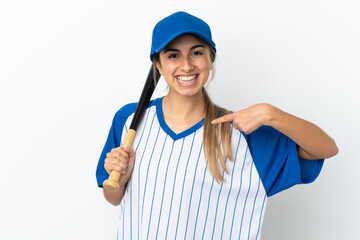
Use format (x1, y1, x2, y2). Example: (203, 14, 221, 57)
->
(211, 120, 216, 124)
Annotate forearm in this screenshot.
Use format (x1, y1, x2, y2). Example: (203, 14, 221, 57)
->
(103, 184, 126, 206)
(265, 105, 338, 160)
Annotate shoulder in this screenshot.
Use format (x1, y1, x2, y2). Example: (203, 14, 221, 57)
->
(113, 98, 160, 121)
(114, 102, 137, 119)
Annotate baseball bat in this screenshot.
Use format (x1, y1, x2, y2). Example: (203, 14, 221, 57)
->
(103, 65, 160, 192)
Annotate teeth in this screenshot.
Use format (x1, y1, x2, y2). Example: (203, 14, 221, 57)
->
(177, 75, 196, 81)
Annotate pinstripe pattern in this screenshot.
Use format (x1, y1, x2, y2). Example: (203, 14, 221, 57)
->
(117, 102, 268, 240)
(201, 173, 215, 239)
(155, 140, 175, 239)
(229, 146, 248, 239)
(146, 135, 168, 239)
(174, 131, 197, 239)
(164, 138, 185, 239)
(129, 107, 151, 239)
(183, 142, 203, 239)
(192, 154, 209, 239)
(220, 133, 242, 239)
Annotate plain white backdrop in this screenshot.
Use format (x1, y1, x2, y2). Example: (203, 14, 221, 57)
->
(1, 0, 359, 239)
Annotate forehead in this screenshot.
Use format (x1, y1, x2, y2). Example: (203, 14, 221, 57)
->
(163, 34, 203, 50)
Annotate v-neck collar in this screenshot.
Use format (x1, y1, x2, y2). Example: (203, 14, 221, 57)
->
(155, 97, 204, 141)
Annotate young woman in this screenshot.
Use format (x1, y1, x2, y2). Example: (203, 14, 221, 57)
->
(96, 11, 338, 239)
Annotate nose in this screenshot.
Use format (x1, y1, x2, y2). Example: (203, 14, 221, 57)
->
(180, 56, 194, 72)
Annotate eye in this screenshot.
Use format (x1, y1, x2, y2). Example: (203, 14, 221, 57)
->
(168, 53, 179, 59)
(192, 51, 203, 56)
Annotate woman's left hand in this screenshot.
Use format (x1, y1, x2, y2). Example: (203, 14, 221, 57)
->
(211, 103, 274, 134)
(211, 103, 338, 160)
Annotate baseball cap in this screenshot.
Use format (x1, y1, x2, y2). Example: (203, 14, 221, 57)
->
(150, 11, 216, 61)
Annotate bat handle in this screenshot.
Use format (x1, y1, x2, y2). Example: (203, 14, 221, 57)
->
(103, 129, 136, 192)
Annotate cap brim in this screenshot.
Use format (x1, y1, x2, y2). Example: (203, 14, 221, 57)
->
(154, 30, 216, 56)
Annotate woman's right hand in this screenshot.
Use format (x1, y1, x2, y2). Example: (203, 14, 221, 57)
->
(104, 146, 135, 187)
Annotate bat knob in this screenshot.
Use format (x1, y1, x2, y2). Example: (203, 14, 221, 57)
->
(103, 179, 119, 192)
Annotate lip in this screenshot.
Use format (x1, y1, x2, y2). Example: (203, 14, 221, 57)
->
(175, 74, 198, 87)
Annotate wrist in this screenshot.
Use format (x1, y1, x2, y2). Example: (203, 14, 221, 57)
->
(119, 181, 128, 188)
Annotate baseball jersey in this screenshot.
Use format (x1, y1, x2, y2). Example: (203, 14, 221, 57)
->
(96, 97, 324, 240)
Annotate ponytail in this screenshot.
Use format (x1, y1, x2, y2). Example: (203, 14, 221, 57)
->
(202, 88, 233, 183)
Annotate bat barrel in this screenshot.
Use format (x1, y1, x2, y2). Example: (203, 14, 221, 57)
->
(130, 66, 160, 130)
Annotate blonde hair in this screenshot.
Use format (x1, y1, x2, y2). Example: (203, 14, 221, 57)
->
(153, 35, 233, 183)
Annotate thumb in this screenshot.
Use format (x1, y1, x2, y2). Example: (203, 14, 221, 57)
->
(125, 146, 135, 158)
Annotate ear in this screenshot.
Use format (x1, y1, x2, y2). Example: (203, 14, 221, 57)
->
(155, 61, 163, 75)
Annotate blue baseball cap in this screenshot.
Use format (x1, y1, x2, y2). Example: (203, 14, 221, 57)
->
(150, 11, 216, 61)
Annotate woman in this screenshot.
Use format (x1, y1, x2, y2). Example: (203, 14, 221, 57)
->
(96, 11, 338, 239)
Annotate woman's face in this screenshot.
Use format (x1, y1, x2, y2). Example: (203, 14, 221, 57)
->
(156, 34, 210, 98)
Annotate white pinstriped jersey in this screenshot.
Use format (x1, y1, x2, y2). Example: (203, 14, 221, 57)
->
(96, 97, 323, 240)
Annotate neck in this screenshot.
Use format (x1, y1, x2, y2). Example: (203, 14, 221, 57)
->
(162, 90, 205, 122)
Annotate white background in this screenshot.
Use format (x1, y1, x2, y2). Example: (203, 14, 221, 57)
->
(0, 0, 359, 239)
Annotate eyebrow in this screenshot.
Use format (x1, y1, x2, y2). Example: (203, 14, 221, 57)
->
(163, 44, 204, 54)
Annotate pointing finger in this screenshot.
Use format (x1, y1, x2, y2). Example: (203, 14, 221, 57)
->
(211, 113, 235, 124)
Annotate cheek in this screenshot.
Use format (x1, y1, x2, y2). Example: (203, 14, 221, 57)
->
(196, 59, 211, 73)
(159, 62, 177, 76)
(200, 65, 210, 79)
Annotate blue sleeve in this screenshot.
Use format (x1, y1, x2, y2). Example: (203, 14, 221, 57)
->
(244, 126, 324, 197)
(95, 103, 137, 187)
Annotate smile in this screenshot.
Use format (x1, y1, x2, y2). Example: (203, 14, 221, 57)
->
(176, 74, 197, 84)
